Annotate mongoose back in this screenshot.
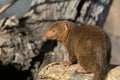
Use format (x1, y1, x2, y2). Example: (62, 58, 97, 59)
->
(44, 21, 111, 80)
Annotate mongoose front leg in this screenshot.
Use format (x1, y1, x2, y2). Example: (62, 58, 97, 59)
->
(63, 52, 77, 66)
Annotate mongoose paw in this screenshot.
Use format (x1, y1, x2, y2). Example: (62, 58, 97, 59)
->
(75, 68, 91, 74)
(62, 61, 72, 66)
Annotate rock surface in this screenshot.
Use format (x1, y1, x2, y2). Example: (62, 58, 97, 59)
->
(0, 16, 44, 80)
(37, 62, 120, 80)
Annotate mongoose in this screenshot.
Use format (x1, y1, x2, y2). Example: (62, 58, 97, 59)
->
(44, 21, 111, 80)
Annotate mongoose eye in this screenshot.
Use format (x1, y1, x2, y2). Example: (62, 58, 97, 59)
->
(52, 30, 56, 33)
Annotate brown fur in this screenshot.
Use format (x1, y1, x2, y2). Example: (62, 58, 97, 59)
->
(44, 21, 111, 80)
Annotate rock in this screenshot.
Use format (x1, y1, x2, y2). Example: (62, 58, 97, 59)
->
(106, 66, 120, 80)
(0, 15, 46, 80)
(37, 62, 120, 80)
(37, 62, 93, 80)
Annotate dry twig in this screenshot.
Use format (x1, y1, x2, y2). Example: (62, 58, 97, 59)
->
(0, 0, 17, 14)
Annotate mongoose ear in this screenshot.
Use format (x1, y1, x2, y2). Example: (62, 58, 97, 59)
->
(63, 22, 68, 31)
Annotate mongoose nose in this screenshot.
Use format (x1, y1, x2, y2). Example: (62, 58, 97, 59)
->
(44, 32, 49, 38)
(44, 31, 53, 38)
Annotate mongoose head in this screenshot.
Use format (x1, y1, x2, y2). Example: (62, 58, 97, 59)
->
(44, 21, 70, 41)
